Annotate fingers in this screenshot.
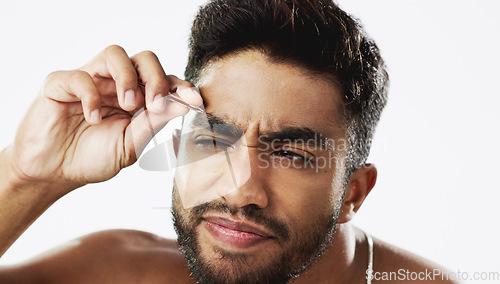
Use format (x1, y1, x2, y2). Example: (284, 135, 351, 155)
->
(130, 54, 203, 114)
(168, 75, 204, 107)
(82, 46, 199, 115)
(124, 76, 203, 162)
(125, 108, 171, 163)
(45, 45, 203, 129)
(131, 51, 171, 113)
(81, 45, 139, 112)
(43, 70, 102, 125)
(103, 46, 139, 110)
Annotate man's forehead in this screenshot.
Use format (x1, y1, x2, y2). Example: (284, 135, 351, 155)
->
(193, 50, 346, 143)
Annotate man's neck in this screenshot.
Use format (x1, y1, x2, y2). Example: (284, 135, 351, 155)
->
(292, 223, 368, 284)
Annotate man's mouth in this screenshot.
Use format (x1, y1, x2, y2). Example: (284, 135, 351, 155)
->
(202, 216, 274, 249)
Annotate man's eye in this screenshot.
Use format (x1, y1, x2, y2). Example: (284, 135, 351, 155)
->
(269, 150, 315, 170)
(194, 138, 234, 152)
(272, 150, 307, 161)
(270, 150, 315, 168)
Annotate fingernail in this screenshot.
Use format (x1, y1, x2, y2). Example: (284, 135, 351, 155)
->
(153, 94, 166, 111)
(177, 87, 199, 98)
(90, 109, 101, 124)
(176, 87, 188, 97)
(191, 86, 200, 95)
(124, 89, 136, 107)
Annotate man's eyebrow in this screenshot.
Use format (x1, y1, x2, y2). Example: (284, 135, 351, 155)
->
(259, 127, 333, 151)
(190, 112, 244, 138)
(189, 113, 333, 149)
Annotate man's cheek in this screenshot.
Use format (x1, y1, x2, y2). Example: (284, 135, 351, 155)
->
(174, 163, 221, 209)
(174, 148, 251, 209)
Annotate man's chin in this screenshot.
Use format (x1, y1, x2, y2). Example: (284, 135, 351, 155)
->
(196, 239, 293, 284)
(188, 221, 295, 283)
(199, 243, 278, 274)
(171, 189, 341, 283)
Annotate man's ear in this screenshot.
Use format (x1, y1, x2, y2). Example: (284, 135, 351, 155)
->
(172, 129, 181, 157)
(338, 163, 377, 224)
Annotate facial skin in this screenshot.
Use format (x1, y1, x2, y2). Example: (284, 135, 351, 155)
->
(172, 50, 349, 283)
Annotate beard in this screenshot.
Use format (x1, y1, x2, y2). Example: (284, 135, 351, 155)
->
(172, 186, 343, 284)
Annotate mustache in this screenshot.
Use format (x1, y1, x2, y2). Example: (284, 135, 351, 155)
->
(190, 200, 290, 242)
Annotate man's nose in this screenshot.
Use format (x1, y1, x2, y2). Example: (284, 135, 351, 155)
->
(219, 147, 269, 209)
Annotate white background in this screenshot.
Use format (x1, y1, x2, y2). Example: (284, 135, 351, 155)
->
(0, 0, 499, 282)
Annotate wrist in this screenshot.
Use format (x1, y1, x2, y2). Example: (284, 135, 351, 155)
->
(0, 146, 71, 203)
(0, 146, 70, 257)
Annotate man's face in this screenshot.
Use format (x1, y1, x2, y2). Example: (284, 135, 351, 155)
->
(172, 50, 348, 283)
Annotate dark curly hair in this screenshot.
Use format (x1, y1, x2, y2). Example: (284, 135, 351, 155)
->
(185, 0, 389, 178)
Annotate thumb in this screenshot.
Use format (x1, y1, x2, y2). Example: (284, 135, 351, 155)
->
(125, 87, 203, 163)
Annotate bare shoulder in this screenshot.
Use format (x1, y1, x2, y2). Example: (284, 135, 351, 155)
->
(370, 235, 461, 284)
(0, 229, 193, 284)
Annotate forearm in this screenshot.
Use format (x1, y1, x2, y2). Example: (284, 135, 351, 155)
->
(0, 45, 191, 259)
(0, 146, 67, 258)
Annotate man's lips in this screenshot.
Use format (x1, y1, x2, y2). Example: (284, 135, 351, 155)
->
(202, 216, 274, 249)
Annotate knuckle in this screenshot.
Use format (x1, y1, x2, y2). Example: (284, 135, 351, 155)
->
(40, 71, 64, 96)
(104, 44, 126, 55)
(69, 70, 91, 82)
(44, 70, 61, 85)
(138, 50, 158, 60)
(167, 74, 179, 81)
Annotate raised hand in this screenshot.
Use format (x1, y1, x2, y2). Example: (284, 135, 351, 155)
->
(9, 45, 202, 192)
